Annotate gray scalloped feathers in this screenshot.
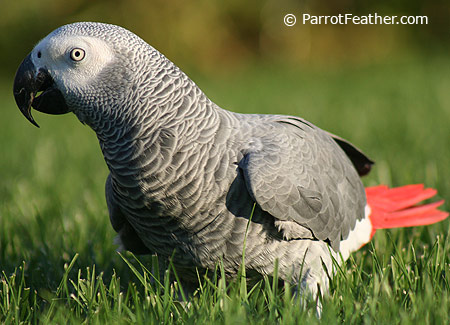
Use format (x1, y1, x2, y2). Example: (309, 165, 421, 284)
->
(14, 22, 376, 296)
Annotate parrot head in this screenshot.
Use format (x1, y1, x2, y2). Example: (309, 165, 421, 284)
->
(13, 22, 159, 129)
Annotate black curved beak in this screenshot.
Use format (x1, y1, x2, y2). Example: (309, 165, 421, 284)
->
(13, 53, 69, 127)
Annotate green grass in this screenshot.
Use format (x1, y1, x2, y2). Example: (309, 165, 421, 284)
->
(1, 54, 450, 323)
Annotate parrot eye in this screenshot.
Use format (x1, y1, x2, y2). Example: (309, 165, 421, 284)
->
(69, 48, 85, 62)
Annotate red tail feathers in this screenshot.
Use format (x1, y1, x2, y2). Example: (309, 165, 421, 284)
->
(366, 184, 448, 238)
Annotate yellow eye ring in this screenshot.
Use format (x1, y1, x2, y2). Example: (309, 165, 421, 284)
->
(70, 48, 85, 61)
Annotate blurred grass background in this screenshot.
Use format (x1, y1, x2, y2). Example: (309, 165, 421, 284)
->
(1, 0, 449, 76)
(1, 0, 450, 322)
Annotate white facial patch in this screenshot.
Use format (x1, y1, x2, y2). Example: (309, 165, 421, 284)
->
(31, 34, 115, 92)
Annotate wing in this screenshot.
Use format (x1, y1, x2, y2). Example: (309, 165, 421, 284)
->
(238, 116, 367, 251)
(326, 131, 374, 176)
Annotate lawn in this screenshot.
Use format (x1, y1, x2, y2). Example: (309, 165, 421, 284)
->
(1, 53, 449, 323)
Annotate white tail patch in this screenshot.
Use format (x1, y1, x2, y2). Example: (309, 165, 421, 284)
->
(338, 205, 373, 261)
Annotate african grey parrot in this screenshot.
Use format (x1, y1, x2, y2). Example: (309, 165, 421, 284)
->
(13, 22, 448, 296)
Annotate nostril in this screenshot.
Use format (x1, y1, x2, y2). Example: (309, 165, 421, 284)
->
(37, 51, 42, 59)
